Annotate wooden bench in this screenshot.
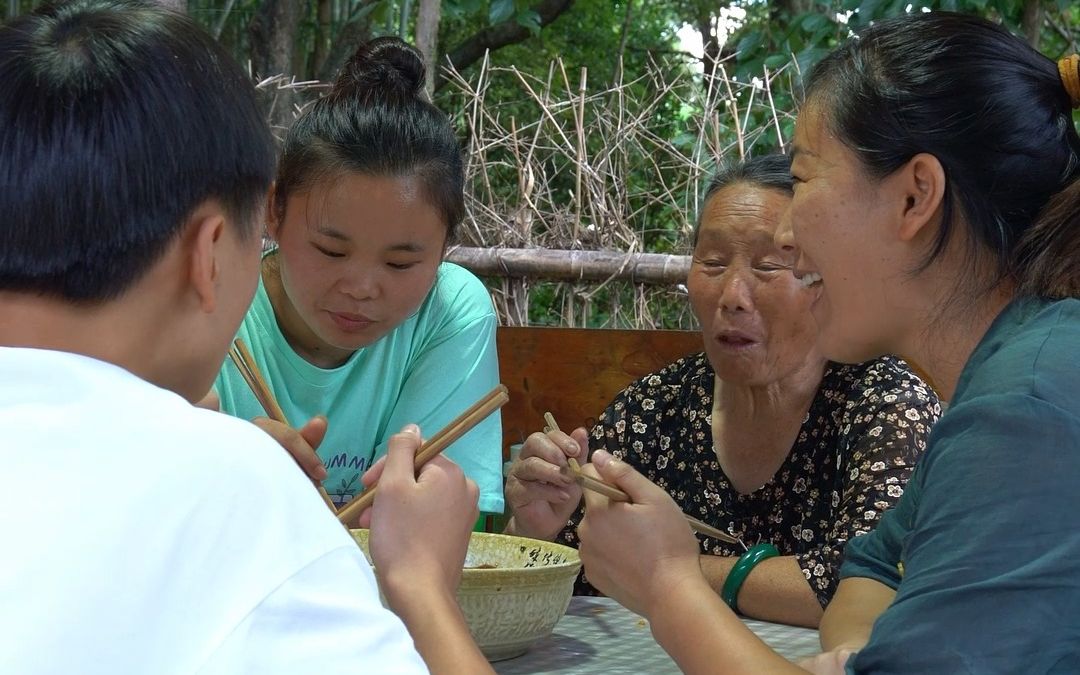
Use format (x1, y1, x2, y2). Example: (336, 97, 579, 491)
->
(496, 326, 703, 458)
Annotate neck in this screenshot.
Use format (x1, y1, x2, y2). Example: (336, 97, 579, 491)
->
(900, 284, 1013, 401)
(262, 254, 352, 369)
(713, 356, 827, 421)
(0, 288, 189, 397)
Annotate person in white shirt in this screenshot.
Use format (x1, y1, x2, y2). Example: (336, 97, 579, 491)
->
(0, 1, 492, 673)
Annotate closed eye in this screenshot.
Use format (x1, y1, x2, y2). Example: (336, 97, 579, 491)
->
(312, 243, 346, 258)
(387, 262, 419, 270)
(755, 263, 791, 273)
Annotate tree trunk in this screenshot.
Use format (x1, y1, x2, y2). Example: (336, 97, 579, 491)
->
(612, 0, 635, 86)
(398, 0, 414, 38)
(446, 247, 690, 285)
(439, 0, 576, 89)
(415, 0, 442, 98)
(312, 0, 333, 80)
(249, 0, 308, 132)
(1021, 0, 1043, 48)
(317, 9, 376, 83)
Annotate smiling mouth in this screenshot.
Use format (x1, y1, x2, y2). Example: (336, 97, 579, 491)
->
(796, 272, 823, 288)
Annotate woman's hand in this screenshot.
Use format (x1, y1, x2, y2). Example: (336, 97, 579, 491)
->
(504, 427, 589, 540)
(364, 425, 480, 600)
(251, 415, 329, 482)
(576, 450, 702, 618)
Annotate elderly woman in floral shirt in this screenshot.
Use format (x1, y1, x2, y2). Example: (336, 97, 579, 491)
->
(504, 154, 940, 628)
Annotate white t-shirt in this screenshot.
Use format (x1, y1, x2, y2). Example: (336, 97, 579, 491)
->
(0, 347, 427, 674)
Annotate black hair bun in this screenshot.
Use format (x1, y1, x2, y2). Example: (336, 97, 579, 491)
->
(334, 36, 426, 101)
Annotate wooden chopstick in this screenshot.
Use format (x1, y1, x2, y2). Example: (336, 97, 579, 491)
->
(228, 338, 338, 514)
(544, 411, 741, 546)
(336, 384, 510, 524)
(543, 412, 583, 475)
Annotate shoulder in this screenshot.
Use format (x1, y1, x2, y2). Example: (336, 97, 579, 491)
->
(960, 298, 1080, 418)
(425, 262, 495, 320)
(608, 352, 710, 414)
(826, 356, 940, 414)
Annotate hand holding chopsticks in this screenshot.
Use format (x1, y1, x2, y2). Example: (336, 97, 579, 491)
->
(336, 385, 509, 524)
(228, 338, 338, 514)
(545, 411, 743, 547)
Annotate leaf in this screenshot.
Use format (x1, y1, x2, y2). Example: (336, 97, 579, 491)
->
(764, 53, 791, 69)
(516, 8, 542, 35)
(801, 12, 832, 33)
(735, 30, 764, 61)
(489, 0, 514, 24)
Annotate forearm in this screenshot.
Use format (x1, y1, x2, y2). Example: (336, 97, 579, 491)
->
(385, 583, 494, 675)
(700, 554, 824, 628)
(818, 577, 895, 651)
(649, 574, 808, 675)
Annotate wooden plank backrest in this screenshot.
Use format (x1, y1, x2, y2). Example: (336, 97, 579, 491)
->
(496, 326, 703, 458)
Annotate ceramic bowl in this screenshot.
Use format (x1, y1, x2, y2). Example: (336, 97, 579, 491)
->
(351, 529, 581, 661)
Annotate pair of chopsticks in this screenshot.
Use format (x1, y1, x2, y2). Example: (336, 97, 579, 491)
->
(335, 384, 510, 524)
(544, 412, 743, 547)
(228, 338, 338, 513)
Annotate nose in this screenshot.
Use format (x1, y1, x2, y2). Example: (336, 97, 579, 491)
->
(338, 267, 380, 301)
(774, 205, 797, 253)
(719, 270, 753, 313)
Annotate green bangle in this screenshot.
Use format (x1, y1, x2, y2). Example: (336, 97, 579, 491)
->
(721, 543, 779, 613)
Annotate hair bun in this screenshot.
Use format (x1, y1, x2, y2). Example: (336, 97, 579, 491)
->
(334, 37, 426, 101)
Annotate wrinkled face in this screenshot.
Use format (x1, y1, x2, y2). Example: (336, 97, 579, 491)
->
(270, 173, 446, 360)
(779, 103, 909, 364)
(687, 183, 820, 386)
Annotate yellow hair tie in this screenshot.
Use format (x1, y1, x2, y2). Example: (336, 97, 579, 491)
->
(1059, 54, 1080, 109)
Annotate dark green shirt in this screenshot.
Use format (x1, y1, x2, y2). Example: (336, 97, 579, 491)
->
(843, 297, 1080, 673)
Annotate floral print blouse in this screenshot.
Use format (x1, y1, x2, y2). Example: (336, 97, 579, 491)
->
(556, 353, 941, 606)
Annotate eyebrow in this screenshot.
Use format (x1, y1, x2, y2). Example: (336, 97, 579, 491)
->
(315, 225, 350, 242)
(387, 243, 425, 253)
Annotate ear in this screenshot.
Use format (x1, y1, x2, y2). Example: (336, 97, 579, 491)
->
(188, 212, 227, 314)
(896, 153, 946, 242)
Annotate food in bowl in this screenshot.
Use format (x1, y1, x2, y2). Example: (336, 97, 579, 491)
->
(351, 529, 581, 662)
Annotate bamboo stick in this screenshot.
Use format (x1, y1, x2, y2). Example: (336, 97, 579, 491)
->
(336, 385, 509, 524)
(229, 339, 338, 514)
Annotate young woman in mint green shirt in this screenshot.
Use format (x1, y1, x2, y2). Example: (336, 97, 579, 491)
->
(213, 38, 503, 518)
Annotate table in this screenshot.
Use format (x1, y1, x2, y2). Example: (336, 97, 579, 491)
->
(493, 596, 820, 674)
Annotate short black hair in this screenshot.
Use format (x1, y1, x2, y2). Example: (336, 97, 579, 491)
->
(804, 12, 1080, 295)
(0, 0, 275, 302)
(695, 154, 793, 245)
(274, 37, 465, 242)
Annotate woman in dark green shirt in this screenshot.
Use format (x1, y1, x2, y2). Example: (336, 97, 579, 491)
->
(568, 12, 1080, 674)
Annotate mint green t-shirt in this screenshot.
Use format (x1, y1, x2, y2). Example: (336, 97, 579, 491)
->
(215, 261, 504, 514)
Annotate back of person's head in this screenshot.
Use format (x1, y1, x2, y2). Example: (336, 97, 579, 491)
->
(696, 154, 793, 245)
(803, 11, 1080, 298)
(0, 0, 275, 303)
(274, 36, 464, 242)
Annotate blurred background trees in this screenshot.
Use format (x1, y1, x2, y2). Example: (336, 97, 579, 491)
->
(7, 0, 1077, 327)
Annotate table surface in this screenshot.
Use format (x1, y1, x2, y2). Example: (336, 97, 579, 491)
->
(493, 596, 820, 674)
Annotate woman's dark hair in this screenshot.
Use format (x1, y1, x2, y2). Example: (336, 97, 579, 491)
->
(274, 37, 464, 242)
(0, 0, 274, 302)
(804, 11, 1080, 298)
(695, 154, 793, 245)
